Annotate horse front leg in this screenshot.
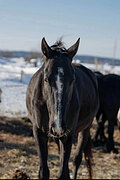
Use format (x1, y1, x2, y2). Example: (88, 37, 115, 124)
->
(33, 125, 49, 179)
(73, 129, 93, 180)
(58, 135, 73, 179)
(72, 132, 83, 180)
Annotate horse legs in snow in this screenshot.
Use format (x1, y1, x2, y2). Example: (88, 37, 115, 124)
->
(73, 129, 93, 180)
(33, 125, 49, 179)
(58, 135, 73, 179)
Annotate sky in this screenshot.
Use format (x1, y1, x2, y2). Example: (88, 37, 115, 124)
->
(0, 0, 120, 59)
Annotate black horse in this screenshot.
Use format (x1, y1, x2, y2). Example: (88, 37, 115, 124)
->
(93, 73, 120, 153)
(26, 38, 99, 179)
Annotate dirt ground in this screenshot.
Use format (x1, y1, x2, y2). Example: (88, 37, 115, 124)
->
(0, 116, 120, 179)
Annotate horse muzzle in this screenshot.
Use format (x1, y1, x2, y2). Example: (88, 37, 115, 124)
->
(48, 125, 70, 138)
(49, 127, 64, 138)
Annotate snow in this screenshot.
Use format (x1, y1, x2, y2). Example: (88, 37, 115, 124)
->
(73, 59, 120, 74)
(0, 57, 120, 117)
(0, 57, 42, 117)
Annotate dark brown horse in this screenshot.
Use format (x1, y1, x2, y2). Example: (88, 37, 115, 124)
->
(26, 38, 99, 179)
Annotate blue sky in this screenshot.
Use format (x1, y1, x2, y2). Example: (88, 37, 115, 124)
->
(0, 0, 120, 58)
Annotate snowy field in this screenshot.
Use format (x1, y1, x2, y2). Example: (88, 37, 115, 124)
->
(0, 57, 120, 117)
(0, 57, 42, 117)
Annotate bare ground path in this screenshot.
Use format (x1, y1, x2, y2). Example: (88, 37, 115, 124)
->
(0, 116, 120, 179)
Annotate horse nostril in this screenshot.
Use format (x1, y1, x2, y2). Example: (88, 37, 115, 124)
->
(52, 122, 56, 128)
(51, 127, 55, 134)
(51, 127, 63, 137)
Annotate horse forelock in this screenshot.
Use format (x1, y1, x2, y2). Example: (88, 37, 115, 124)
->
(51, 40, 68, 53)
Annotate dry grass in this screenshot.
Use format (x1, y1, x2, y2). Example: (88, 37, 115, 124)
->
(0, 116, 120, 179)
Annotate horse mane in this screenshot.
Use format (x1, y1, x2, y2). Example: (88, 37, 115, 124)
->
(51, 39, 68, 53)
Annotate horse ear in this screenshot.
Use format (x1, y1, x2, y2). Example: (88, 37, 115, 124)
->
(41, 38, 52, 58)
(67, 38, 80, 60)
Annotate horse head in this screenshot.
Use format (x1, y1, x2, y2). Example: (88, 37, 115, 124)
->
(41, 38, 80, 138)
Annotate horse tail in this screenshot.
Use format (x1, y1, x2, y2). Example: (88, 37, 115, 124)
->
(84, 133, 93, 180)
